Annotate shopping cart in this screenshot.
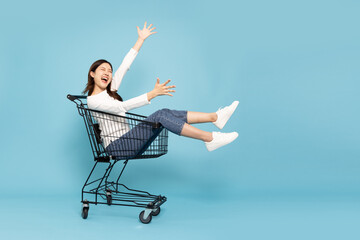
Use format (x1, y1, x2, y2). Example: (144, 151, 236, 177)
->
(67, 94, 168, 224)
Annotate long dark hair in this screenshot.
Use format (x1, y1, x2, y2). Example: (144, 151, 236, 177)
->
(82, 59, 123, 101)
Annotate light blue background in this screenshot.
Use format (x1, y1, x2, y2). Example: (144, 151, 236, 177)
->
(0, 0, 359, 239)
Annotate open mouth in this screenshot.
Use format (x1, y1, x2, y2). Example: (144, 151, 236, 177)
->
(101, 76, 109, 83)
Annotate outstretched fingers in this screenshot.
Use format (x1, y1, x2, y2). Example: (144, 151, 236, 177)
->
(163, 79, 171, 85)
(165, 85, 176, 96)
(153, 77, 176, 96)
(167, 90, 175, 96)
(166, 89, 175, 96)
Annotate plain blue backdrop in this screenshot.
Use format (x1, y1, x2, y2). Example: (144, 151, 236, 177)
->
(0, 0, 359, 239)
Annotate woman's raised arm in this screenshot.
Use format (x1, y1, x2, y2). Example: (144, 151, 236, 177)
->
(133, 21, 157, 52)
(111, 22, 157, 92)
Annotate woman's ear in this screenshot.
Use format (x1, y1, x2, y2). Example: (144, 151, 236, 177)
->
(90, 71, 95, 78)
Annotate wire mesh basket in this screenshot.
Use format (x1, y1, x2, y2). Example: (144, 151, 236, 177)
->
(69, 95, 168, 161)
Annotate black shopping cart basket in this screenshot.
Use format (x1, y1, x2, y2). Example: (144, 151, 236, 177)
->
(67, 94, 168, 224)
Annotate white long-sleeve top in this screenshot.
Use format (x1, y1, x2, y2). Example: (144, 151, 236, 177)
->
(87, 48, 151, 148)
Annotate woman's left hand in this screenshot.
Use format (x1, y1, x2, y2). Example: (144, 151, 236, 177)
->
(137, 21, 157, 40)
(147, 78, 176, 101)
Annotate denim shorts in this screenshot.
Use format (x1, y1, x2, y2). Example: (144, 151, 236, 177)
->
(106, 108, 188, 159)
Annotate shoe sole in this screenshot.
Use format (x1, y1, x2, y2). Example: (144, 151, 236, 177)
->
(217, 101, 239, 129)
(206, 132, 239, 152)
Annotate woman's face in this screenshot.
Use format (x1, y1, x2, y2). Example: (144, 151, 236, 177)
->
(90, 62, 113, 91)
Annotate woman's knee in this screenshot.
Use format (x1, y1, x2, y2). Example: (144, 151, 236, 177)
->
(149, 108, 170, 121)
(160, 108, 171, 113)
(154, 108, 171, 116)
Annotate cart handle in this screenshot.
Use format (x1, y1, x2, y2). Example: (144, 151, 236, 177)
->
(67, 94, 87, 107)
(67, 94, 87, 101)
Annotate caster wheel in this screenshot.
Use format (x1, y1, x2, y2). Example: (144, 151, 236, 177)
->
(106, 192, 112, 206)
(139, 210, 152, 224)
(82, 207, 89, 219)
(81, 200, 89, 219)
(151, 207, 161, 216)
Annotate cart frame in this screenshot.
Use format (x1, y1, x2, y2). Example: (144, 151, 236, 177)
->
(67, 94, 168, 223)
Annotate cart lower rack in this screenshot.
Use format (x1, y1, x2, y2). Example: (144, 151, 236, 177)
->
(67, 94, 169, 224)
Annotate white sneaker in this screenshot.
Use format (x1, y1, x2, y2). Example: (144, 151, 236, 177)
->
(213, 101, 239, 129)
(205, 131, 239, 152)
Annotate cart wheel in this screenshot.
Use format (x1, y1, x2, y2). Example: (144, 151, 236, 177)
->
(139, 210, 152, 224)
(151, 207, 161, 216)
(81, 200, 89, 219)
(106, 194, 112, 205)
(82, 207, 89, 219)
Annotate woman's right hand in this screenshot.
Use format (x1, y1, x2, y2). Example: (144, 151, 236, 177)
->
(147, 78, 176, 101)
(137, 22, 157, 41)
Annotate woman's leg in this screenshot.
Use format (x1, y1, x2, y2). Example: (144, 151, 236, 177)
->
(146, 108, 213, 142)
(187, 111, 217, 124)
(188, 101, 239, 128)
(106, 122, 153, 159)
(180, 123, 213, 142)
(147, 108, 238, 152)
(163, 109, 216, 124)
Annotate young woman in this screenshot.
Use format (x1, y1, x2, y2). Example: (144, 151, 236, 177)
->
(83, 22, 239, 158)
